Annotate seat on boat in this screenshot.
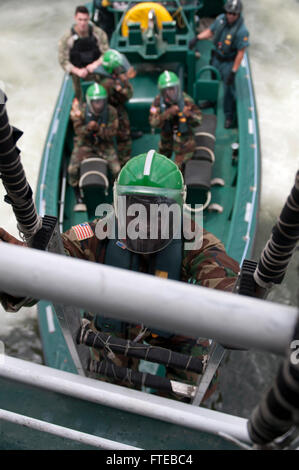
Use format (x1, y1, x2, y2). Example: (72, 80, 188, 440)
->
(79, 158, 109, 191)
(128, 22, 143, 45)
(161, 21, 176, 45)
(78, 158, 109, 215)
(184, 114, 224, 212)
(193, 65, 221, 112)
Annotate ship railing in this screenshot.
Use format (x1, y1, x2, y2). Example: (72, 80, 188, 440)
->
(0, 242, 297, 355)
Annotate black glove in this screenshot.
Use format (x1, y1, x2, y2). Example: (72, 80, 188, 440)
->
(226, 70, 236, 86)
(188, 36, 198, 50)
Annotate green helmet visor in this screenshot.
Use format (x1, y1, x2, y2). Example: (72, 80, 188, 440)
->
(161, 85, 180, 105)
(116, 185, 186, 207)
(89, 98, 106, 115)
(116, 194, 182, 254)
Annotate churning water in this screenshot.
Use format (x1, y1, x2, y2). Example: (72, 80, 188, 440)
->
(0, 0, 298, 418)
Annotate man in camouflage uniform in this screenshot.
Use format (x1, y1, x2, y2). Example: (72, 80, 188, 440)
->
(68, 83, 120, 209)
(0, 152, 239, 402)
(93, 49, 134, 166)
(149, 71, 202, 169)
(58, 5, 109, 102)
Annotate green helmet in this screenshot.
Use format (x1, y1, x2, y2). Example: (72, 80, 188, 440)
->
(158, 71, 181, 104)
(113, 150, 186, 254)
(114, 150, 186, 206)
(102, 49, 124, 75)
(158, 71, 180, 90)
(86, 83, 107, 108)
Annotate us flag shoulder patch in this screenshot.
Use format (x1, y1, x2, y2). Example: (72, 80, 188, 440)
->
(72, 223, 94, 241)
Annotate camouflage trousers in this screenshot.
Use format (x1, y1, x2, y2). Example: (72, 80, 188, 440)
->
(68, 141, 121, 187)
(90, 321, 217, 403)
(159, 130, 196, 169)
(115, 105, 132, 166)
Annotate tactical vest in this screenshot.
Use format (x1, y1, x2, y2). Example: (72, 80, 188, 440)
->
(94, 235, 183, 337)
(213, 14, 244, 59)
(69, 24, 101, 68)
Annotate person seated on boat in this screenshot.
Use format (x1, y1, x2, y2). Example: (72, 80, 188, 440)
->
(149, 71, 202, 169)
(0, 151, 239, 402)
(68, 83, 121, 210)
(188, 0, 249, 129)
(58, 5, 109, 102)
(92, 49, 134, 167)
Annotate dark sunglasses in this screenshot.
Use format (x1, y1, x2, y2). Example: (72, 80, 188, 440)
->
(226, 11, 238, 16)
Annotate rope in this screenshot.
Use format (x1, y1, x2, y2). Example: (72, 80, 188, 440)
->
(172, 7, 185, 29)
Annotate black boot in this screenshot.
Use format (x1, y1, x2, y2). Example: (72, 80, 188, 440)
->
(199, 100, 215, 110)
(73, 186, 87, 212)
(224, 117, 233, 129)
(131, 130, 143, 139)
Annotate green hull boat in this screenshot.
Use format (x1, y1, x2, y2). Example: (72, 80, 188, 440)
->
(0, 0, 264, 450)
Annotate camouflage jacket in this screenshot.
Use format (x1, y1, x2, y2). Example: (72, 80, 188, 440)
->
(70, 100, 118, 144)
(97, 75, 133, 107)
(149, 92, 202, 132)
(58, 24, 109, 73)
(62, 219, 239, 292)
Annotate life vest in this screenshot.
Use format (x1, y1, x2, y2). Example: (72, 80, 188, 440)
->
(159, 94, 188, 135)
(69, 24, 101, 68)
(94, 231, 183, 337)
(213, 14, 244, 60)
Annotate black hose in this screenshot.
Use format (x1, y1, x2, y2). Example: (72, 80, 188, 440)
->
(246, 170, 299, 445)
(254, 170, 299, 287)
(0, 91, 41, 242)
(88, 359, 173, 392)
(77, 321, 204, 374)
(247, 317, 299, 445)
